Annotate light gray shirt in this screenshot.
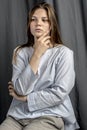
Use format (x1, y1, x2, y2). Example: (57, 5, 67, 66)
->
(7, 45, 79, 130)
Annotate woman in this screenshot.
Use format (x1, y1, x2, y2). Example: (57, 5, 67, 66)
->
(0, 2, 79, 130)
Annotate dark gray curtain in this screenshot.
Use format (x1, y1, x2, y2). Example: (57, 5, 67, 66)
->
(0, 0, 87, 130)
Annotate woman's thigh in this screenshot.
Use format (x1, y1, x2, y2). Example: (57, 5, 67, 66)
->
(24, 116, 64, 130)
(0, 116, 22, 130)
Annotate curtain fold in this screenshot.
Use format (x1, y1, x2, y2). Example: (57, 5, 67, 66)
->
(0, 0, 87, 129)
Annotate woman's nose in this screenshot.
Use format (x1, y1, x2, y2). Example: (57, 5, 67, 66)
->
(36, 19, 42, 25)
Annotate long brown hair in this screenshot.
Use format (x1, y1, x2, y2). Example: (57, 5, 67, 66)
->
(14, 2, 63, 59)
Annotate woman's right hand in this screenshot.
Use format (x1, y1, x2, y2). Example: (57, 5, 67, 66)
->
(29, 32, 52, 74)
(33, 31, 51, 58)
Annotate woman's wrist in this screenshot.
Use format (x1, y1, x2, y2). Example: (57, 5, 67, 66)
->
(33, 51, 41, 59)
(17, 95, 27, 102)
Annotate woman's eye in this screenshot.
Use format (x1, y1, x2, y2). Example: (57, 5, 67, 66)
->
(31, 18, 37, 21)
(42, 19, 49, 22)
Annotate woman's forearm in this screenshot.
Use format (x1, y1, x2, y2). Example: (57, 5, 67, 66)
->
(16, 95, 27, 102)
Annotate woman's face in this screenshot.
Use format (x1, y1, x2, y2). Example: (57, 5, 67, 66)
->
(30, 8, 50, 39)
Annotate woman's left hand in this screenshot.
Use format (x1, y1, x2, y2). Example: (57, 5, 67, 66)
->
(8, 81, 27, 102)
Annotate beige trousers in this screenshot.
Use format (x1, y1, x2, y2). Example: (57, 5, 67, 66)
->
(0, 116, 64, 130)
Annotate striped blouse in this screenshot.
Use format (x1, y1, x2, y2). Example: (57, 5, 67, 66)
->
(7, 45, 79, 130)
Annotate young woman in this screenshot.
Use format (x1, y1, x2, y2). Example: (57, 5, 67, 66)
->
(0, 2, 79, 130)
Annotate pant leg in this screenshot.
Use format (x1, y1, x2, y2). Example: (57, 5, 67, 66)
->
(0, 116, 22, 130)
(23, 116, 64, 130)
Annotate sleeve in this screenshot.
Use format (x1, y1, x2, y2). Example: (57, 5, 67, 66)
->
(12, 48, 38, 95)
(27, 48, 75, 112)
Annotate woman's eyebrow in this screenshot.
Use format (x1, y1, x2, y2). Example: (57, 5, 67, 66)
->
(32, 16, 48, 19)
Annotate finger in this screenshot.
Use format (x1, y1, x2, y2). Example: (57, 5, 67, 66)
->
(8, 86, 14, 91)
(9, 92, 14, 96)
(8, 85, 14, 89)
(42, 30, 50, 37)
(48, 43, 53, 48)
(38, 36, 51, 46)
(8, 81, 13, 85)
(9, 92, 13, 96)
(44, 40, 51, 47)
(39, 31, 50, 40)
(42, 36, 51, 43)
(9, 89, 14, 93)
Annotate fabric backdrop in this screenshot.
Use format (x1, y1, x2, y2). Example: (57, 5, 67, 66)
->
(0, 0, 87, 130)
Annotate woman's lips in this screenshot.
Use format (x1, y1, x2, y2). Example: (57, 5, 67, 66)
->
(35, 29, 42, 32)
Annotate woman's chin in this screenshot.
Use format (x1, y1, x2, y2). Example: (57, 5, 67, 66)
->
(36, 34, 42, 39)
